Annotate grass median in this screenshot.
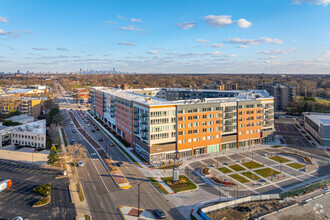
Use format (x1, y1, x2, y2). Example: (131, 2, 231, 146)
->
(76, 182, 85, 202)
(148, 177, 169, 194)
(229, 164, 245, 172)
(229, 174, 249, 183)
(242, 172, 261, 180)
(87, 114, 141, 167)
(254, 168, 280, 178)
(161, 175, 197, 193)
(61, 128, 68, 146)
(242, 161, 263, 169)
(269, 156, 290, 163)
(218, 167, 233, 173)
(287, 162, 305, 169)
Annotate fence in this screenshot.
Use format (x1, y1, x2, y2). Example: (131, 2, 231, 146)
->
(200, 194, 280, 219)
(280, 178, 330, 198)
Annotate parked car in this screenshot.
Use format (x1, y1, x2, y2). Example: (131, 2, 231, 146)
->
(109, 143, 114, 147)
(116, 162, 123, 167)
(78, 161, 84, 167)
(35, 147, 43, 152)
(154, 209, 166, 219)
(98, 138, 103, 142)
(70, 140, 75, 145)
(69, 121, 73, 125)
(95, 127, 100, 131)
(72, 128, 77, 133)
(91, 129, 95, 132)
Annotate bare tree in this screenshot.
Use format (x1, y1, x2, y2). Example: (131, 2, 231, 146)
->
(66, 144, 88, 167)
(0, 96, 21, 114)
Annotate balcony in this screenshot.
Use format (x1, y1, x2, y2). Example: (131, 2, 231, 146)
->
(134, 130, 139, 134)
(141, 121, 148, 125)
(133, 123, 139, 127)
(141, 127, 148, 132)
(133, 116, 139, 121)
(110, 114, 115, 118)
(110, 109, 115, 113)
(141, 113, 149, 118)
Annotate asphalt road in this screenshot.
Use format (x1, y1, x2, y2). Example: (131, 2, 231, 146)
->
(58, 85, 183, 220)
(0, 160, 75, 220)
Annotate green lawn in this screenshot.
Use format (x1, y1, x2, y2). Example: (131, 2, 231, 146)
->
(161, 175, 197, 193)
(242, 161, 264, 169)
(230, 174, 249, 183)
(148, 177, 169, 194)
(255, 168, 280, 178)
(269, 156, 290, 163)
(242, 172, 261, 180)
(287, 163, 305, 169)
(218, 167, 233, 173)
(229, 164, 245, 171)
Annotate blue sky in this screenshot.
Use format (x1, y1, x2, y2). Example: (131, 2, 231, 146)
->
(0, 0, 329, 73)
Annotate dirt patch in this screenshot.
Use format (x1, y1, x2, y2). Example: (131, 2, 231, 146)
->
(201, 167, 211, 175)
(207, 200, 295, 220)
(210, 176, 236, 186)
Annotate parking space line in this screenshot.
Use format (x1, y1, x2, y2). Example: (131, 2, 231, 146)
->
(11, 192, 29, 202)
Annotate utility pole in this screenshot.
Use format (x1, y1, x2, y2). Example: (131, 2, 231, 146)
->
(137, 181, 146, 217)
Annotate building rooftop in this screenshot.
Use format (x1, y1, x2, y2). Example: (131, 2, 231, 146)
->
(6, 88, 44, 94)
(11, 120, 46, 134)
(7, 115, 35, 124)
(305, 113, 330, 126)
(99, 88, 272, 107)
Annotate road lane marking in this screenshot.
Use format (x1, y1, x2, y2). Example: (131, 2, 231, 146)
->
(100, 202, 104, 208)
(89, 153, 110, 193)
(93, 185, 96, 190)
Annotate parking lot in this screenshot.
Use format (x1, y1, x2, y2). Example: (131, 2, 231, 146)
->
(275, 118, 313, 148)
(0, 160, 76, 220)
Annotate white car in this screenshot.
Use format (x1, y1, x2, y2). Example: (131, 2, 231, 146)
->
(69, 121, 73, 125)
(78, 161, 84, 167)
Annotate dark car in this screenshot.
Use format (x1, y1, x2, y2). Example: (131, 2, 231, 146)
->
(72, 128, 77, 133)
(35, 147, 43, 152)
(154, 209, 166, 219)
(91, 129, 96, 132)
(95, 127, 100, 131)
(70, 140, 75, 145)
(98, 138, 103, 142)
(116, 162, 123, 167)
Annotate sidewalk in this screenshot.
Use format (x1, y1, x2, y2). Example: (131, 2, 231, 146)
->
(58, 127, 91, 220)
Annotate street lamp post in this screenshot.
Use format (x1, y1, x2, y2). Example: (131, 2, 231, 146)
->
(137, 181, 147, 217)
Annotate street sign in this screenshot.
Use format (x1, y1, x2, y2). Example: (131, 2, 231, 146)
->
(173, 166, 179, 182)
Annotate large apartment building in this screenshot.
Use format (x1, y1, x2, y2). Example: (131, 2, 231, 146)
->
(91, 88, 275, 163)
(257, 83, 295, 111)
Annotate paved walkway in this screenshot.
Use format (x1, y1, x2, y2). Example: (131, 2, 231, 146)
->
(58, 127, 91, 220)
(118, 206, 155, 220)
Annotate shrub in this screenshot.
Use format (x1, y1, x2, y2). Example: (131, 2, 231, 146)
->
(33, 183, 51, 196)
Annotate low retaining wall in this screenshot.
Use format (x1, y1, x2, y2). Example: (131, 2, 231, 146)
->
(200, 194, 280, 219)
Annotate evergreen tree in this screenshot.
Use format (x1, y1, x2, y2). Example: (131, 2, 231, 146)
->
(47, 145, 60, 165)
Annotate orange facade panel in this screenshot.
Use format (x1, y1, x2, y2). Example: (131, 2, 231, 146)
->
(237, 107, 263, 143)
(177, 111, 221, 152)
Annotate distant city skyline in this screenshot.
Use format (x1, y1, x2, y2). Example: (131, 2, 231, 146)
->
(0, 0, 329, 73)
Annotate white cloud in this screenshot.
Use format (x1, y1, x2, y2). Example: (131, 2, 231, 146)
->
(149, 47, 170, 51)
(104, 21, 117, 25)
(0, 29, 10, 35)
(292, 0, 330, 6)
(258, 56, 277, 60)
(177, 22, 196, 30)
(0, 16, 9, 23)
(147, 50, 159, 54)
(238, 45, 249, 48)
(206, 51, 222, 56)
(131, 18, 142, 22)
(117, 14, 127, 20)
(57, 47, 69, 51)
(260, 48, 296, 54)
(226, 37, 283, 45)
(211, 43, 224, 48)
(23, 30, 33, 34)
(236, 19, 252, 28)
(203, 15, 233, 28)
(32, 47, 48, 51)
(118, 42, 136, 46)
(196, 39, 209, 43)
(120, 25, 141, 31)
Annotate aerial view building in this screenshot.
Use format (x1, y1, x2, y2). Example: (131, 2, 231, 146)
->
(91, 88, 275, 163)
(257, 83, 295, 111)
(304, 112, 330, 146)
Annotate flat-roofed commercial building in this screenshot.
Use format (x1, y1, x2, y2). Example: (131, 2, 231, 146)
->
(0, 120, 46, 148)
(91, 88, 275, 163)
(304, 113, 330, 146)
